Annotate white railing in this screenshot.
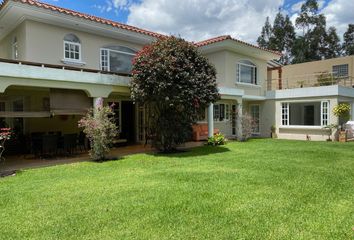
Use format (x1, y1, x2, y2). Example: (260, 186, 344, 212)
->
(268, 72, 354, 90)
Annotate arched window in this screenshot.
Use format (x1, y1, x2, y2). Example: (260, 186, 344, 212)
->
(100, 45, 136, 74)
(236, 60, 257, 85)
(63, 34, 81, 61)
(12, 37, 18, 60)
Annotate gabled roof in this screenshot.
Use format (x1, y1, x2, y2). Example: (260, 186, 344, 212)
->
(195, 35, 282, 56)
(0, 0, 164, 38)
(0, 0, 281, 57)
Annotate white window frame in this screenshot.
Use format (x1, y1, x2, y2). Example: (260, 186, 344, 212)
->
(281, 101, 330, 127)
(12, 37, 18, 60)
(63, 40, 82, 63)
(100, 47, 136, 73)
(250, 104, 260, 134)
(321, 101, 330, 126)
(281, 103, 289, 126)
(237, 61, 257, 85)
(213, 103, 231, 122)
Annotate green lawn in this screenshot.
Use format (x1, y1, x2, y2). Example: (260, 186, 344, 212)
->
(0, 139, 354, 240)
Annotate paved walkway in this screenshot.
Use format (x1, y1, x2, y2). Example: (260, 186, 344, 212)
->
(1, 142, 203, 173)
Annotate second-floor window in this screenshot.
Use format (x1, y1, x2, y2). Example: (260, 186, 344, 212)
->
(237, 60, 257, 85)
(100, 46, 136, 74)
(12, 37, 18, 60)
(64, 34, 81, 62)
(332, 64, 348, 78)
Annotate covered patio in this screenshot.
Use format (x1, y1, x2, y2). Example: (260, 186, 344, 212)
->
(0, 142, 204, 174)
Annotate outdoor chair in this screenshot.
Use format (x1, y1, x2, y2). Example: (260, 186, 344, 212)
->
(42, 135, 58, 158)
(63, 133, 77, 155)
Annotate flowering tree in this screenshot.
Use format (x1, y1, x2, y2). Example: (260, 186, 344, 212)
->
(78, 100, 118, 161)
(131, 36, 219, 152)
(240, 113, 257, 141)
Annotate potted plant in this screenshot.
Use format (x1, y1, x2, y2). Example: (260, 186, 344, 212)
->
(333, 103, 351, 142)
(323, 124, 338, 142)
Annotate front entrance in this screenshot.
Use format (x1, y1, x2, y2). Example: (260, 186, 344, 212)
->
(121, 101, 135, 143)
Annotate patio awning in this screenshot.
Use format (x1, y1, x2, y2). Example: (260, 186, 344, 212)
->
(0, 111, 51, 118)
(50, 89, 91, 115)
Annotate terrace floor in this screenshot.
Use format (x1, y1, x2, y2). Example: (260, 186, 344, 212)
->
(1, 142, 204, 173)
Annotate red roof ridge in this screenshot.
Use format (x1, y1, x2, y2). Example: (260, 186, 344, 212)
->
(195, 35, 282, 56)
(1, 0, 165, 38)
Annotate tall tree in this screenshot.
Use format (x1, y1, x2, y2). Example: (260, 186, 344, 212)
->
(257, 11, 295, 64)
(343, 24, 354, 56)
(282, 15, 296, 64)
(324, 27, 341, 58)
(257, 17, 273, 49)
(293, 0, 328, 62)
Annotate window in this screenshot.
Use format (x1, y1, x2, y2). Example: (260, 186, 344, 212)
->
(213, 103, 230, 122)
(12, 37, 18, 60)
(281, 103, 289, 126)
(321, 101, 329, 126)
(237, 60, 257, 84)
(281, 101, 330, 127)
(250, 105, 260, 134)
(100, 46, 136, 74)
(64, 34, 81, 62)
(332, 64, 348, 78)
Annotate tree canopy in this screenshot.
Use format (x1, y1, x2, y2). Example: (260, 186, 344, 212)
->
(258, 0, 351, 64)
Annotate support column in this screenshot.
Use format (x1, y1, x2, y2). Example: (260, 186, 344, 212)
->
(207, 103, 214, 137)
(92, 97, 103, 114)
(236, 102, 243, 140)
(351, 102, 354, 121)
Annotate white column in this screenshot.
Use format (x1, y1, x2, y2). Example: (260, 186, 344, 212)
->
(207, 103, 214, 137)
(92, 97, 103, 114)
(351, 102, 354, 121)
(236, 102, 243, 140)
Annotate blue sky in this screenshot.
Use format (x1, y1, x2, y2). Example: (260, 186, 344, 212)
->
(39, 0, 349, 43)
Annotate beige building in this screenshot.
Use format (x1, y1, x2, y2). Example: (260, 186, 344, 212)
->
(0, 0, 353, 154)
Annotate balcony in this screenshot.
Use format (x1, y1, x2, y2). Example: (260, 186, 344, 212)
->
(0, 58, 132, 97)
(267, 72, 354, 91)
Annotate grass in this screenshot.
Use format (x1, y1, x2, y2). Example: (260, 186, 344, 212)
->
(0, 139, 354, 239)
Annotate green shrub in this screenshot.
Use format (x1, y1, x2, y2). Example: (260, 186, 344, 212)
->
(207, 133, 227, 146)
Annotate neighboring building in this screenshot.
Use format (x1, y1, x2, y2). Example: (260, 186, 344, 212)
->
(0, 0, 353, 151)
(268, 56, 354, 141)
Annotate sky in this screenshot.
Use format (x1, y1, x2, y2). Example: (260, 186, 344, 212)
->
(41, 0, 352, 43)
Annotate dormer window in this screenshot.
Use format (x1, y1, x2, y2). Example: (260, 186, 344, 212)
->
(12, 37, 18, 60)
(63, 34, 82, 63)
(237, 60, 257, 85)
(100, 45, 136, 74)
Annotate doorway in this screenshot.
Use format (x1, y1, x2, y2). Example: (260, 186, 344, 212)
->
(121, 101, 135, 143)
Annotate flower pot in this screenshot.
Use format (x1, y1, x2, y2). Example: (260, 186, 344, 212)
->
(339, 131, 347, 143)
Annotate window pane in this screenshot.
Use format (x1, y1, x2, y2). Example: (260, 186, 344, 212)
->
(75, 53, 80, 60)
(109, 51, 134, 73)
(240, 65, 254, 84)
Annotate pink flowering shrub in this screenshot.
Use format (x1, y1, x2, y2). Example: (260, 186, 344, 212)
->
(78, 103, 118, 161)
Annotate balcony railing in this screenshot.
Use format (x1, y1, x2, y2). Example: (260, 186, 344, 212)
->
(267, 72, 354, 90)
(0, 58, 132, 77)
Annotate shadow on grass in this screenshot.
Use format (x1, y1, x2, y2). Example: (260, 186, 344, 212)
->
(146, 145, 230, 158)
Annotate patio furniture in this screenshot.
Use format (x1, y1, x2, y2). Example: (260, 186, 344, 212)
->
(42, 135, 58, 157)
(63, 134, 77, 155)
(77, 131, 87, 152)
(192, 124, 219, 141)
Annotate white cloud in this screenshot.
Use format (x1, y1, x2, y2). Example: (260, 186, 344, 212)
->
(321, 0, 354, 39)
(125, 0, 284, 43)
(94, 0, 132, 13)
(291, 1, 304, 13)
